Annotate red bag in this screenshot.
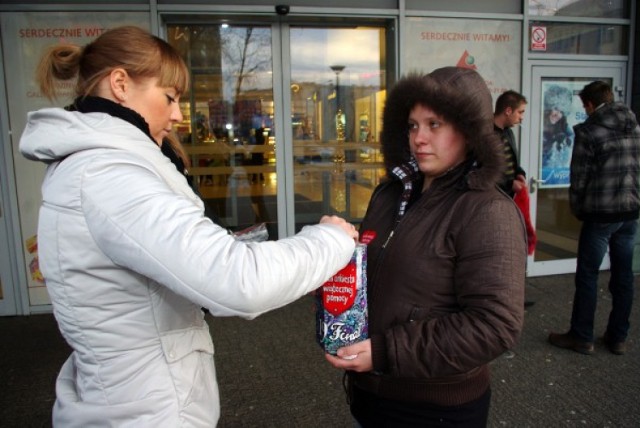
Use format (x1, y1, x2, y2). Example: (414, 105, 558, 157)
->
(514, 188, 537, 255)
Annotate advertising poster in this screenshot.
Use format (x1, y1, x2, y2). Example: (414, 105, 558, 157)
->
(404, 17, 521, 103)
(539, 79, 594, 188)
(1, 12, 149, 305)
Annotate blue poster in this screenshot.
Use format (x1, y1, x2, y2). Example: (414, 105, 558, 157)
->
(539, 80, 590, 188)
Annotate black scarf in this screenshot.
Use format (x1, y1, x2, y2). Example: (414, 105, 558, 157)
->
(67, 96, 154, 142)
(66, 96, 185, 176)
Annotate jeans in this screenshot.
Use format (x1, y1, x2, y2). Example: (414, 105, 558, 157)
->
(570, 220, 638, 343)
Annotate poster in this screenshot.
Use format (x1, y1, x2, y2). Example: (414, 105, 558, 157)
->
(1, 12, 149, 305)
(404, 17, 521, 103)
(539, 79, 593, 188)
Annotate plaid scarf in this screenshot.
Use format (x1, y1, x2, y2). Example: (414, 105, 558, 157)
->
(390, 157, 420, 218)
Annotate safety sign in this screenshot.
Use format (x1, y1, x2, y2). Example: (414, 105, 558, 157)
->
(531, 25, 547, 51)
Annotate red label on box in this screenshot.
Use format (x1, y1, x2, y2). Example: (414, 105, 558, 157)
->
(323, 262, 357, 316)
(360, 230, 377, 245)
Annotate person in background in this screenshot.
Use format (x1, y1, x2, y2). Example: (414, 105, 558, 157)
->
(324, 67, 527, 427)
(549, 81, 640, 356)
(493, 90, 528, 198)
(494, 90, 536, 307)
(20, 26, 358, 427)
(249, 126, 266, 182)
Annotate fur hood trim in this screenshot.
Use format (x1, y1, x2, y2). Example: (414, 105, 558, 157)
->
(381, 67, 504, 190)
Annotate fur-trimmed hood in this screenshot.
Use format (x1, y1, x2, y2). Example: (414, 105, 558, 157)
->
(381, 67, 504, 190)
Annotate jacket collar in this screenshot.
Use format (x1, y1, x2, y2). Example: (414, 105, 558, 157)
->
(66, 96, 155, 144)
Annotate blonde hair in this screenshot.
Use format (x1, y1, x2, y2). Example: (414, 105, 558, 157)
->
(36, 26, 189, 101)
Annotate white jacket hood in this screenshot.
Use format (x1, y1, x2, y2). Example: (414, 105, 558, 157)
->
(21, 108, 202, 205)
(21, 107, 152, 161)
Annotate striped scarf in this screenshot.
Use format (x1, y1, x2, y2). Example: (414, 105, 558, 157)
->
(390, 157, 420, 218)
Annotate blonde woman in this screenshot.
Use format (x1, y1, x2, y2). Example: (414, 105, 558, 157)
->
(21, 26, 357, 427)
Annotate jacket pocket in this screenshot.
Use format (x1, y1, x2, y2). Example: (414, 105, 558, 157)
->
(160, 325, 216, 411)
(160, 324, 214, 363)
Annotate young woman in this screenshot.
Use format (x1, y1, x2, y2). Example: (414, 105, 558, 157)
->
(325, 67, 527, 427)
(20, 26, 358, 427)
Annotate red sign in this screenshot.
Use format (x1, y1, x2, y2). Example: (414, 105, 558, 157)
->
(322, 262, 357, 316)
(531, 26, 547, 51)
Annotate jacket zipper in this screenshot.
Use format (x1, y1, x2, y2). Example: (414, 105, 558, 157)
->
(382, 230, 395, 249)
(369, 218, 401, 291)
(365, 180, 407, 303)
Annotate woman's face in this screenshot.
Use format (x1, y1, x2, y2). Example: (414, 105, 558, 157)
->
(408, 104, 466, 189)
(123, 77, 183, 144)
(548, 108, 564, 124)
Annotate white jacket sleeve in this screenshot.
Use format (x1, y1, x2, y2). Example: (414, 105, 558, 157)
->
(80, 152, 355, 318)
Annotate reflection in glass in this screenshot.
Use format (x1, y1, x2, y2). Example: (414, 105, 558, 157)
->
(290, 26, 388, 231)
(167, 24, 279, 237)
(529, 22, 628, 55)
(534, 188, 580, 261)
(528, 0, 629, 18)
(330, 65, 347, 142)
(534, 77, 610, 262)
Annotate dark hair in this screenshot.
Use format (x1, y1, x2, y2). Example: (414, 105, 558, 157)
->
(36, 26, 189, 101)
(579, 81, 613, 106)
(495, 90, 527, 115)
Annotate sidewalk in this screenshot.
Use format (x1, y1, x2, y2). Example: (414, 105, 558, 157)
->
(1, 272, 638, 427)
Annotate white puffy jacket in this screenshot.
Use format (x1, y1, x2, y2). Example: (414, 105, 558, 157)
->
(20, 108, 355, 427)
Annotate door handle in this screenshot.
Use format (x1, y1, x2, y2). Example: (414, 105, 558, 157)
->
(529, 176, 545, 193)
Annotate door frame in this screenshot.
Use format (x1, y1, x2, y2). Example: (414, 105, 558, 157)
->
(526, 61, 627, 277)
(0, 62, 24, 316)
(0, 205, 19, 315)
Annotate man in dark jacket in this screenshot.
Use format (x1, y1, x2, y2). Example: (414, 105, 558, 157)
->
(549, 81, 640, 356)
(494, 90, 527, 197)
(494, 90, 536, 307)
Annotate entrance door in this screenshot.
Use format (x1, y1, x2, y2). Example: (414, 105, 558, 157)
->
(286, 24, 389, 232)
(165, 18, 390, 239)
(527, 64, 626, 276)
(167, 23, 282, 236)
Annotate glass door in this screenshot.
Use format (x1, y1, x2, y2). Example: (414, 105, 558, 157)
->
(527, 64, 626, 276)
(166, 19, 391, 239)
(287, 25, 389, 231)
(167, 23, 279, 237)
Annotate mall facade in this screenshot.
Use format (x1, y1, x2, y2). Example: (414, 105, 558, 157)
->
(0, 0, 638, 315)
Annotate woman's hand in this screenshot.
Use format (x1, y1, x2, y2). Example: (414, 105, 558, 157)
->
(320, 215, 359, 240)
(324, 339, 372, 372)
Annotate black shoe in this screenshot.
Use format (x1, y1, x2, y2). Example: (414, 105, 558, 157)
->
(548, 331, 594, 355)
(524, 300, 535, 308)
(602, 333, 626, 355)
